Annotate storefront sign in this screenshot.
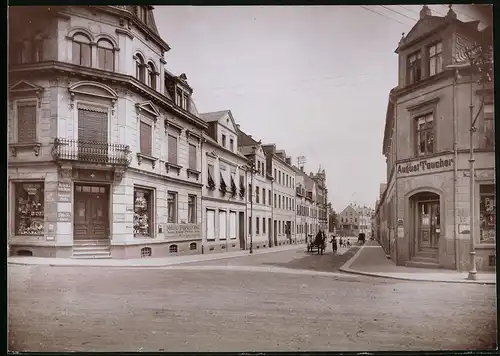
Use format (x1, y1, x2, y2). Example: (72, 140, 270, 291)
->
(397, 158, 453, 175)
(57, 182, 71, 192)
(57, 212, 71, 222)
(164, 224, 201, 240)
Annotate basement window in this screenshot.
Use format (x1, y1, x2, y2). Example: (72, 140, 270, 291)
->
(189, 242, 197, 250)
(169, 245, 178, 253)
(141, 247, 152, 257)
(489, 255, 496, 267)
(17, 250, 33, 256)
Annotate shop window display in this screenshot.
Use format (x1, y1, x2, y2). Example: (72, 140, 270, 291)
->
(134, 188, 153, 237)
(15, 182, 44, 235)
(479, 184, 495, 244)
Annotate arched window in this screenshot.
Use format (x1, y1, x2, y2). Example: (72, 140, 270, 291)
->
(189, 242, 197, 250)
(97, 39, 114, 71)
(135, 54, 145, 83)
(72, 33, 92, 67)
(147, 62, 157, 90)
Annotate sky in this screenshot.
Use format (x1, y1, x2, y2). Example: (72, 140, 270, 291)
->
(154, 4, 482, 212)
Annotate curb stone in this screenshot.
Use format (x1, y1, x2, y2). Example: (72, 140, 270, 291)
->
(338, 242, 496, 285)
(8, 243, 308, 268)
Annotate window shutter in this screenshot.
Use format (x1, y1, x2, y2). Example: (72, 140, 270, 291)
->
(140, 121, 152, 155)
(78, 108, 108, 142)
(188, 143, 196, 170)
(168, 134, 177, 164)
(17, 103, 37, 143)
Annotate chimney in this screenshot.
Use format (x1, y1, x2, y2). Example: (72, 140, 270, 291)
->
(285, 157, 291, 165)
(419, 5, 431, 19)
(300, 166, 304, 172)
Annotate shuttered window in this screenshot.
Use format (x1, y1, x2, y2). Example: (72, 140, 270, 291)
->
(140, 121, 152, 155)
(188, 143, 197, 170)
(168, 134, 177, 164)
(78, 108, 108, 142)
(17, 102, 37, 143)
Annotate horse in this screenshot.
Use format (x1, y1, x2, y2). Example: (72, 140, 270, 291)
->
(313, 232, 326, 255)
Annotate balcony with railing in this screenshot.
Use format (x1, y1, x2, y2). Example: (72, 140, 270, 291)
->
(52, 138, 131, 166)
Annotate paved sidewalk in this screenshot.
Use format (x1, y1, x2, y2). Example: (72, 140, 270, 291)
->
(7, 243, 307, 268)
(339, 240, 496, 285)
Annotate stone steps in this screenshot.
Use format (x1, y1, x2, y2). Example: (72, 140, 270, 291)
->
(72, 240, 111, 259)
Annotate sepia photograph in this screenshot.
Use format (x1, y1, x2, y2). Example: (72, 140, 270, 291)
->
(7, 3, 496, 352)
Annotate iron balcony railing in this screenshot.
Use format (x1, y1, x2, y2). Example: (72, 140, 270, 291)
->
(52, 138, 131, 166)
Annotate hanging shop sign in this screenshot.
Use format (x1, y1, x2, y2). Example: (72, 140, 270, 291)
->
(397, 157, 453, 175)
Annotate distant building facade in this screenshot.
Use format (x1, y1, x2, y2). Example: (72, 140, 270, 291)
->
(200, 110, 248, 253)
(294, 165, 317, 243)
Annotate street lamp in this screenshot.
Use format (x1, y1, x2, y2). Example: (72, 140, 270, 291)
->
(447, 59, 487, 281)
(248, 143, 259, 254)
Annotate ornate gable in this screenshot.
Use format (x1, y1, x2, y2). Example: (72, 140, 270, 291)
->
(396, 16, 448, 52)
(136, 101, 161, 121)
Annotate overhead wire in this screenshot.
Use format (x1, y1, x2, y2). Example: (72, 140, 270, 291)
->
(379, 5, 418, 22)
(360, 5, 413, 27)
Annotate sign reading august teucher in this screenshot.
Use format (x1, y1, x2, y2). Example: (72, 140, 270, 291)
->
(397, 158, 453, 175)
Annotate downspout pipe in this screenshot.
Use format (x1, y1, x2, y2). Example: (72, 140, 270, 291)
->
(388, 94, 398, 264)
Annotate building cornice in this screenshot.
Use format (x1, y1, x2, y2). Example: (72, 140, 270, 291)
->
(95, 6, 171, 52)
(9, 61, 207, 129)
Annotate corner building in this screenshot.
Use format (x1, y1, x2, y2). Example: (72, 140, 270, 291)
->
(381, 6, 494, 271)
(8, 6, 208, 258)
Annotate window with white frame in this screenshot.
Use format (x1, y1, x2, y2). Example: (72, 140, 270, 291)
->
(407, 50, 422, 85)
(263, 217, 266, 234)
(229, 138, 234, 152)
(428, 42, 443, 77)
(221, 134, 226, 148)
(167, 191, 177, 223)
(415, 113, 435, 156)
(229, 211, 237, 239)
(206, 209, 215, 240)
(256, 216, 260, 234)
(219, 210, 227, 240)
(188, 195, 196, 223)
(262, 188, 266, 205)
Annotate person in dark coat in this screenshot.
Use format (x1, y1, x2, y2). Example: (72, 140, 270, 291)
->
(330, 234, 337, 253)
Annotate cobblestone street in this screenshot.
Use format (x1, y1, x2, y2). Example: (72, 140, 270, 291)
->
(8, 256, 497, 352)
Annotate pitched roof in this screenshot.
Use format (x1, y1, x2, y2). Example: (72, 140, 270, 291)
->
(238, 129, 259, 147)
(200, 110, 229, 123)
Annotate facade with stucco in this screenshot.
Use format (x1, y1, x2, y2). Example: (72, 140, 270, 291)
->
(381, 6, 495, 271)
(8, 5, 209, 259)
(199, 110, 248, 254)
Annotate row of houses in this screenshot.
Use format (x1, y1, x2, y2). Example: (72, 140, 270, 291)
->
(372, 5, 495, 271)
(7, 5, 329, 259)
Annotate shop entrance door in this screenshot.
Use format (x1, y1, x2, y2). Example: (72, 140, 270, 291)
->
(415, 194, 440, 255)
(74, 184, 109, 240)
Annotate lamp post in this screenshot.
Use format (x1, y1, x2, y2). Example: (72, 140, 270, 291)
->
(447, 48, 489, 280)
(248, 143, 259, 254)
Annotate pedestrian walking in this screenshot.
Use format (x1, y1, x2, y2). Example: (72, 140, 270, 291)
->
(330, 234, 337, 253)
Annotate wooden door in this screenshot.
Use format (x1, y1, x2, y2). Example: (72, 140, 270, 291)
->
(74, 185, 109, 240)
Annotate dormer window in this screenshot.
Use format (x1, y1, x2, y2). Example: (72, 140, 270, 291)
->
(137, 6, 148, 24)
(229, 138, 234, 152)
(428, 42, 443, 76)
(175, 87, 189, 110)
(221, 134, 227, 148)
(407, 51, 422, 85)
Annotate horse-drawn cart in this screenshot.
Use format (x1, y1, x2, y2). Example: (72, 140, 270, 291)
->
(307, 234, 326, 255)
